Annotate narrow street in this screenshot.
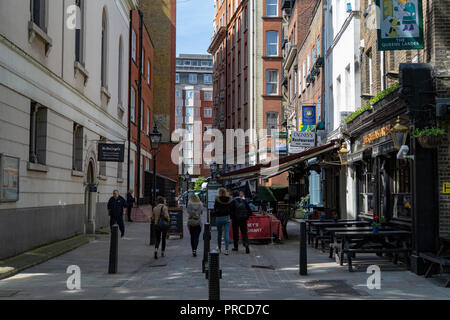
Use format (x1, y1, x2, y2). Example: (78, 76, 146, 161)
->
(1, 209, 449, 300)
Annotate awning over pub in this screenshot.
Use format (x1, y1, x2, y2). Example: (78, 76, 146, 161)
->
(218, 140, 341, 182)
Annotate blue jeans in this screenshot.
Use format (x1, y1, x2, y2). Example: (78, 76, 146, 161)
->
(215, 216, 230, 250)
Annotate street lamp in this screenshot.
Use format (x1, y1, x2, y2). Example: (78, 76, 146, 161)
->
(150, 124, 162, 205)
(390, 116, 409, 150)
(337, 142, 350, 165)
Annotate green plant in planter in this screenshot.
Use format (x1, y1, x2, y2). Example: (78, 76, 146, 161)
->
(345, 105, 373, 123)
(412, 127, 446, 138)
(369, 82, 399, 105)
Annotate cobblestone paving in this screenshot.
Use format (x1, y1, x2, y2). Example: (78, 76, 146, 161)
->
(0, 209, 449, 300)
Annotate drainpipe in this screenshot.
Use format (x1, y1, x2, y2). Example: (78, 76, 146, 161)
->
(127, 10, 132, 195)
(136, 10, 143, 206)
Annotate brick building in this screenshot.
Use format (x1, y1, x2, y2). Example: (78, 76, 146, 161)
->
(208, 0, 286, 190)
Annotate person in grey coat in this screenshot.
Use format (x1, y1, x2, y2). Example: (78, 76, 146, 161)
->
(187, 194, 203, 257)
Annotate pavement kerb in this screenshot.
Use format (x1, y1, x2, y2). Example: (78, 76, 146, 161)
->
(0, 234, 95, 281)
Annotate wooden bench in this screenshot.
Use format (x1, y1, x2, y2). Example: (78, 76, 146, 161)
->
(419, 252, 450, 288)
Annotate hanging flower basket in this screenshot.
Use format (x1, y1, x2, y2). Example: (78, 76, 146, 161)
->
(417, 135, 443, 149)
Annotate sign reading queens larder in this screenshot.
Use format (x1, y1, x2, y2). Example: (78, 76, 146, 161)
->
(376, 0, 424, 51)
(98, 143, 125, 162)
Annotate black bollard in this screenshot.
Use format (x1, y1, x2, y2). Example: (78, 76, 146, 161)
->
(202, 223, 211, 273)
(299, 220, 307, 275)
(149, 222, 155, 245)
(108, 224, 119, 274)
(207, 250, 220, 300)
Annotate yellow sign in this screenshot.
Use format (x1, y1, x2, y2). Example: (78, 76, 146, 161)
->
(443, 182, 450, 194)
(363, 125, 392, 145)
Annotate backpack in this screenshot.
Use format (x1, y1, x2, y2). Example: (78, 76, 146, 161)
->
(234, 198, 249, 220)
(188, 205, 201, 227)
(155, 205, 169, 232)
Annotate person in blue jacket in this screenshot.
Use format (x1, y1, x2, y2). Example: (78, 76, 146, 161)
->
(107, 190, 127, 237)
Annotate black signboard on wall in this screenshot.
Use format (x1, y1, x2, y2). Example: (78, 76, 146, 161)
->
(167, 207, 183, 239)
(98, 143, 125, 162)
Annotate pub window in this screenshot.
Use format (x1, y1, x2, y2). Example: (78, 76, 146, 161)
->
(72, 124, 83, 172)
(358, 161, 375, 216)
(29, 102, 47, 165)
(266, 112, 278, 136)
(392, 160, 412, 218)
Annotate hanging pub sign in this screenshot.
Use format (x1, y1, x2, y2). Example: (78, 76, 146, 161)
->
(98, 143, 125, 162)
(302, 105, 316, 125)
(290, 131, 316, 148)
(376, 0, 424, 51)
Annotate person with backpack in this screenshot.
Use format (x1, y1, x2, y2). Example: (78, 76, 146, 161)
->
(212, 188, 233, 255)
(187, 194, 203, 257)
(151, 196, 170, 259)
(230, 190, 252, 253)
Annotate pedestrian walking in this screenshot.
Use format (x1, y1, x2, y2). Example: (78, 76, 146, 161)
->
(212, 188, 232, 255)
(187, 194, 203, 257)
(126, 189, 135, 222)
(151, 196, 170, 259)
(231, 191, 251, 254)
(107, 190, 127, 238)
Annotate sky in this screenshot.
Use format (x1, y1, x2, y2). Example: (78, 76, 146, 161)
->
(176, 0, 214, 56)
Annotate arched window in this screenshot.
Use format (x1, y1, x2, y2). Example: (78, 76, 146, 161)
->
(118, 37, 123, 105)
(101, 8, 108, 88)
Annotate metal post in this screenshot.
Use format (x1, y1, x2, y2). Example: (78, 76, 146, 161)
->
(108, 224, 119, 274)
(202, 223, 211, 273)
(299, 220, 307, 275)
(207, 250, 220, 301)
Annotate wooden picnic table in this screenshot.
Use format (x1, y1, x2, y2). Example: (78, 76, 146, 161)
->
(325, 226, 394, 259)
(419, 235, 450, 287)
(333, 230, 411, 272)
(309, 221, 370, 249)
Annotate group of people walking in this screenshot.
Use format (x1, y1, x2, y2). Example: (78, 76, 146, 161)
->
(107, 187, 252, 260)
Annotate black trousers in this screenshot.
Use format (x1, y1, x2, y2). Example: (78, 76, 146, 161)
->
(232, 218, 249, 248)
(110, 215, 125, 237)
(126, 206, 133, 221)
(189, 225, 202, 251)
(154, 227, 167, 251)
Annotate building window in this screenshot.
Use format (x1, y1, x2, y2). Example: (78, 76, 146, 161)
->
(101, 8, 108, 88)
(392, 160, 411, 218)
(31, 0, 47, 32)
(117, 162, 123, 179)
(189, 74, 198, 84)
(265, 31, 278, 56)
(141, 49, 145, 75)
(29, 102, 47, 165)
(146, 107, 150, 135)
(131, 28, 137, 62)
(130, 86, 136, 123)
(184, 60, 191, 65)
(176, 73, 180, 83)
(204, 91, 213, 101)
(147, 59, 151, 85)
(266, 69, 278, 95)
(72, 124, 83, 171)
(176, 89, 182, 97)
(204, 108, 212, 118)
(118, 38, 123, 105)
(75, 0, 84, 63)
(204, 74, 212, 84)
(266, 112, 278, 136)
(358, 162, 375, 216)
(317, 35, 321, 57)
(266, 0, 278, 16)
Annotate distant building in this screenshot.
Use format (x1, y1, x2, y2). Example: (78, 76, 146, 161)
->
(175, 54, 213, 181)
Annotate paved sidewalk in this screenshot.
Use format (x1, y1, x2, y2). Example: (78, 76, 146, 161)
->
(0, 209, 449, 300)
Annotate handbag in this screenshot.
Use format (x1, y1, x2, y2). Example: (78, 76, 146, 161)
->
(156, 205, 169, 232)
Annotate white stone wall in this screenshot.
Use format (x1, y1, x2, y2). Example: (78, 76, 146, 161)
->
(0, 0, 137, 214)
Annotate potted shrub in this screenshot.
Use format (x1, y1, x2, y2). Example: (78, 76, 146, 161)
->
(372, 216, 381, 233)
(413, 127, 446, 149)
(331, 210, 338, 222)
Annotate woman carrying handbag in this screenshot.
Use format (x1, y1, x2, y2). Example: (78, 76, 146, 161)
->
(152, 196, 170, 259)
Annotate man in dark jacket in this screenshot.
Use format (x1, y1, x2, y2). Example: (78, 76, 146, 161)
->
(107, 190, 127, 237)
(230, 191, 251, 253)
